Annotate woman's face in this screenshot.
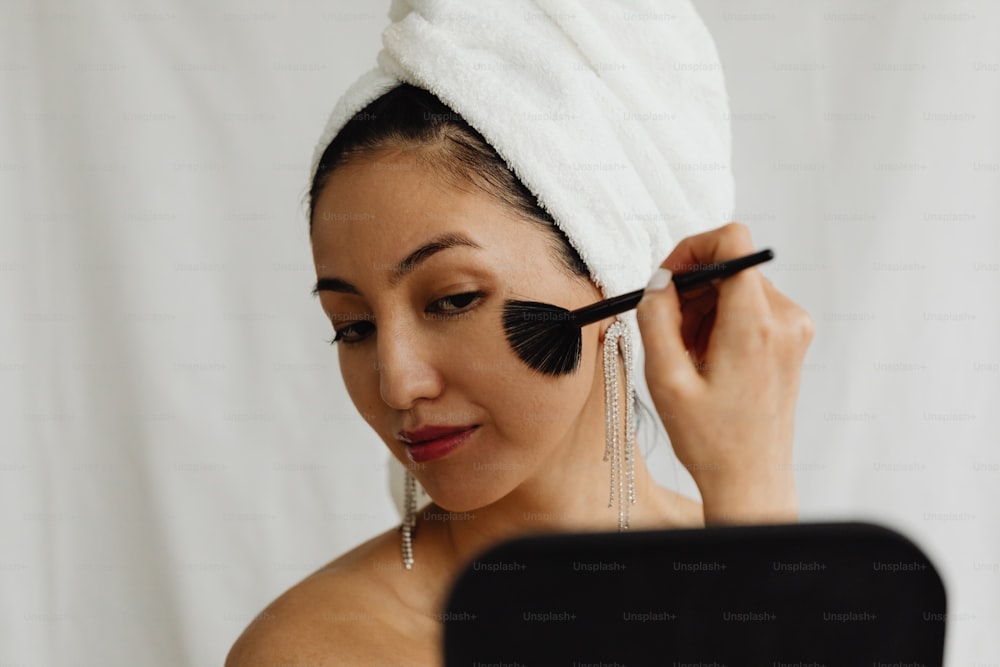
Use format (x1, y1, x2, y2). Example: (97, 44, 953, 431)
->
(311, 149, 610, 512)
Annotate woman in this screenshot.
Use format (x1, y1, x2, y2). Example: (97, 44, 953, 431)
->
(227, 4, 813, 665)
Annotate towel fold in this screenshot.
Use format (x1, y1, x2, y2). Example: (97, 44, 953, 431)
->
(310, 0, 735, 344)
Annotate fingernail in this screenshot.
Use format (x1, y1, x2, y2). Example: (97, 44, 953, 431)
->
(645, 268, 673, 292)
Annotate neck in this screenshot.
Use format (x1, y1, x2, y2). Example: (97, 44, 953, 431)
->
(442, 445, 666, 550)
(413, 447, 672, 614)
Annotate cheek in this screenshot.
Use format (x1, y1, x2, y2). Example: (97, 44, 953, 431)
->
(524, 334, 599, 432)
(338, 351, 381, 419)
(482, 335, 599, 443)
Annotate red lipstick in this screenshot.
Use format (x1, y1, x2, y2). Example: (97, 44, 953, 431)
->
(397, 424, 479, 463)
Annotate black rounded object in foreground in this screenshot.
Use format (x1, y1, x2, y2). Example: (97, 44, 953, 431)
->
(443, 521, 946, 667)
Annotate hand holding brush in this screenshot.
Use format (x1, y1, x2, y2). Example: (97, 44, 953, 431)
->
(634, 224, 814, 524)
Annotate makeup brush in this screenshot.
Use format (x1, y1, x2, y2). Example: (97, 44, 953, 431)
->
(502, 248, 775, 376)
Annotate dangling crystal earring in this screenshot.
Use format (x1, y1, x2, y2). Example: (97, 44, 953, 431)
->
(400, 468, 416, 570)
(603, 319, 637, 531)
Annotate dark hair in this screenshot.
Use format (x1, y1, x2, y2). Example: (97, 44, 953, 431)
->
(307, 84, 590, 284)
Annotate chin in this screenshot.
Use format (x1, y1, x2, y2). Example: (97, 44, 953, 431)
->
(416, 475, 514, 515)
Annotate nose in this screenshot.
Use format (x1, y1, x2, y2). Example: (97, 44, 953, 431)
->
(375, 325, 443, 410)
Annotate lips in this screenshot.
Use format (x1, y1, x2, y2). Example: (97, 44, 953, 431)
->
(397, 425, 480, 464)
(398, 424, 479, 444)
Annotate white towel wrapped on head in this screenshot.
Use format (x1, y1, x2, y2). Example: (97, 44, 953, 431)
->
(310, 0, 735, 343)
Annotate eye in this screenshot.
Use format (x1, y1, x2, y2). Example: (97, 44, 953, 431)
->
(327, 321, 374, 346)
(326, 291, 485, 346)
(432, 291, 482, 313)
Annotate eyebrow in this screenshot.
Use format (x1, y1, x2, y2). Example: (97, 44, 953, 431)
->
(311, 232, 484, 297)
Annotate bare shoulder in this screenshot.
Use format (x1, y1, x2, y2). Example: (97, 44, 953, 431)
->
(225, 526, 430, 667)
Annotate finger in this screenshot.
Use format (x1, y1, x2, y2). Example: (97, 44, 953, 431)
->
(679, 288, 718, 352)
(664, 222, 770, 321)
(715, 265, 772, 328)
(662, 221, 753, 273)
(636, 273, 703, 394)
(759, 275, 796, 313)
(759, 278, 817, 349)
(692, 306, 717, 362)
(691, 226, 773, 363)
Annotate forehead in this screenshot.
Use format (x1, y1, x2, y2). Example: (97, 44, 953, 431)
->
(310, 155, 548, 277)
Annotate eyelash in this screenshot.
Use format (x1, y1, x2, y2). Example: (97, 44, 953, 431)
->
(326, 291, 486, 346)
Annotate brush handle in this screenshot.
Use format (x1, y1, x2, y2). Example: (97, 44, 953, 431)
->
(569, 248, 775, 327)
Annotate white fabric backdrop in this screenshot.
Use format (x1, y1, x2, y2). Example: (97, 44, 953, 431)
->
(2, 1, 997, 665)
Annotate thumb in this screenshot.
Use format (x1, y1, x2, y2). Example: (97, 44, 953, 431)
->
(635, 268, 701, 392)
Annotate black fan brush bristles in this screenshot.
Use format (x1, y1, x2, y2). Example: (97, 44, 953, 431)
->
(502, 300, 583, 376)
